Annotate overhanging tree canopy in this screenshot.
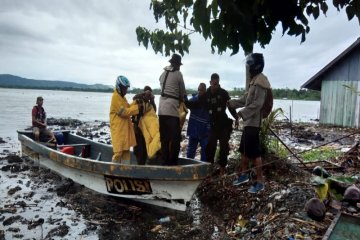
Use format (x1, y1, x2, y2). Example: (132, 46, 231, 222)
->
(136, 0, 360, 56)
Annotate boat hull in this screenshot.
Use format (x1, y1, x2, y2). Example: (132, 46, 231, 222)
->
(18, 130, 211, 211)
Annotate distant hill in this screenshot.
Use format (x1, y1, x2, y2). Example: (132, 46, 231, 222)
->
(0, 74, 113, 92)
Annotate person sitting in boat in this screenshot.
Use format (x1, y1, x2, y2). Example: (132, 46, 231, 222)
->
(132, 87, 161, 163)
(31, 96, 56, 143)
(109, 75, 150, 165)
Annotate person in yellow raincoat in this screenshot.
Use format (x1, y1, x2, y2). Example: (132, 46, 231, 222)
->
(137, 100, 161, 160)
(133, 88, 161, 161)
(109, 75, 140, 164)
(133, 87, 187, 162)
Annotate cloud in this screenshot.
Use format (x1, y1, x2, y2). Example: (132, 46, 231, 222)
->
(0, 0, 359, 90)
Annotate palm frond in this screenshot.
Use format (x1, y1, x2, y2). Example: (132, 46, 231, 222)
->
(260, 108, 284, 155)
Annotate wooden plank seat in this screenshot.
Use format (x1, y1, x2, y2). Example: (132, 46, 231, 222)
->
(57, 143, 91, 148)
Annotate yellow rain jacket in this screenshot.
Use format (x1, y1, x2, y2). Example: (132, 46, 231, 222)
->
(109, 90, 139, 153)
(138, 105, 161, 159)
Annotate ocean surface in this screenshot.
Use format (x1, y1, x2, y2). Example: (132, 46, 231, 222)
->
(0, 88, 320, 145)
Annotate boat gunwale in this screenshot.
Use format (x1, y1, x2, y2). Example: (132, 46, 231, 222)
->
(18, 130, 211, 181)
(322, 212, 360, 240)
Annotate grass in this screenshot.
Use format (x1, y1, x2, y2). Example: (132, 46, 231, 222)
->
(299, 146, 342, 162)
(268, 138, 288, 159)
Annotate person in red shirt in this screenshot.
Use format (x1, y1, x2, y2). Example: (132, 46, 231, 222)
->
(32, 96, 56, 142)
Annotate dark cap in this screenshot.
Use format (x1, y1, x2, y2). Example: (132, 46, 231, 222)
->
(143, 85, 152, 92)
(169, 53, 183, 66)
(37, 96, 44, 101)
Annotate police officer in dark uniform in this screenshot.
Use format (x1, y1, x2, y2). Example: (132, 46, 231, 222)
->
(185, 73, 238, 175)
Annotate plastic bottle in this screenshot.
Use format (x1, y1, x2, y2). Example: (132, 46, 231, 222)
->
(158, 216, 174, 223)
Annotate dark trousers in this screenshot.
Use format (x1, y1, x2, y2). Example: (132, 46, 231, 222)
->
(239, 126, 261, 158)
(187, 136, 208, 162)
(159, 115, 181, 165)
(206, 127, 231, 167)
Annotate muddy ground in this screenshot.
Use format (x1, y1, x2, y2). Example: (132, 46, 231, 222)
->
(1, 119, 359, 240)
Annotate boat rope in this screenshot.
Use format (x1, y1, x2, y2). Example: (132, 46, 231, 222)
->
(269, 128, 307, 168)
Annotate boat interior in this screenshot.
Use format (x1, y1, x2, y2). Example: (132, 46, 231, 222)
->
(18, 130, 203, 166)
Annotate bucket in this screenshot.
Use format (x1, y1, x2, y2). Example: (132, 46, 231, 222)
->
(60, 146, 75, 155)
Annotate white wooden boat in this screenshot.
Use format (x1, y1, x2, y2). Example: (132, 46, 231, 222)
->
(17, 130, 211, 211)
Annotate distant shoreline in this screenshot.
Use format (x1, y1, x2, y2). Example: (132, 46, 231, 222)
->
(0, 86, 113, 93)
(0, 86, 321, 100)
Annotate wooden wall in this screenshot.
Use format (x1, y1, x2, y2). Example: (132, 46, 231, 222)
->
(319, 48, 360, 128)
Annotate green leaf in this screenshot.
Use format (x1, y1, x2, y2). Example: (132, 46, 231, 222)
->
(281, 21, 290, 35)
(313, 5, 320, 19)
(328, 175, 358, 185)
(135, 27, 150, 49)
(190, 16, 201, 33)
(182, 0, 193, 8)
(306, 5, 313, 16)
(328, 190, 344, 201)
(258, 20, 272, 46)
(320, 2, 328, 14)
(260, 108, 284, 155)
(183, 9, 188, 28)
(193, 0, 211, 39)
(301, 31, 306, 43)
(211, 0, 219, 18)
(203, 6, 212, 39)
(229, 33, 239, 55)
(136, 0, 359, 57)
(298, 14, 309, 25)
(346, 5, 355, 20)
(332, 0, 341, 10)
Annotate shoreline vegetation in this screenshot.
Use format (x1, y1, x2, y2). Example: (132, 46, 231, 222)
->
(0, 86, 320, 101)
(0, 73, 320, 100)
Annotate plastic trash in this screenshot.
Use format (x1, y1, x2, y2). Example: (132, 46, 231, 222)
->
(211, 225, 220, 239)
(150, 225, 162, 232)
(312, 166, 331, 178)
(96, 152, 102, 161)
(158, 216, 174, 223)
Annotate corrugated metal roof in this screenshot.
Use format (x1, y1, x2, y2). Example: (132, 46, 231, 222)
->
(301, 37, 360, 91)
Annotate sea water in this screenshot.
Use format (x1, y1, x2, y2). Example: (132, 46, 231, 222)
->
(0, 88, 320, 144)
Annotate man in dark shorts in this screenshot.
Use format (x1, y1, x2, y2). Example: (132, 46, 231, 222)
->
(32, 96, 56, 143)
(229, 53, 271, 193)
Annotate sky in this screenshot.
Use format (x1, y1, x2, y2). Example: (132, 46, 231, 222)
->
(0, 0, 359, 90)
